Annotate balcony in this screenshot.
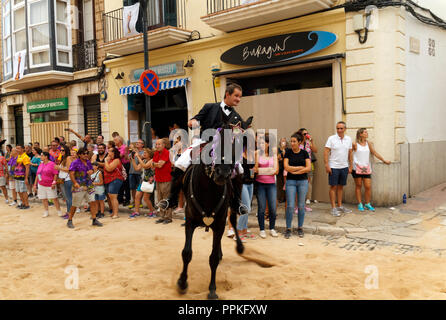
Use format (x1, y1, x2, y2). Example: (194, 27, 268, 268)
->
(202, 0, 338, 32)
(101, 0, 191, 56)
(73, 40, 97, 72)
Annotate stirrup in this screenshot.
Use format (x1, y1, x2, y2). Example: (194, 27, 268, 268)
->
(157, 199, 169, 210)
(239, 204, 249, 215)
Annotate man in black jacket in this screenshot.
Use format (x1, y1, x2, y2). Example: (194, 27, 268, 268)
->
(158, 83, 252, 215)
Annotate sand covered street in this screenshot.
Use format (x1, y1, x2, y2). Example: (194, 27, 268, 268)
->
(1, 197, 446, 300)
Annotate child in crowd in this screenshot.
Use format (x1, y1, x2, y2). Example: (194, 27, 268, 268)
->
(0, 152, 9, 203)
(91, 163, 106, 218)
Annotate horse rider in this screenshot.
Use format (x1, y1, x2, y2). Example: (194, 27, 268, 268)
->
(158, 83, 253, 215)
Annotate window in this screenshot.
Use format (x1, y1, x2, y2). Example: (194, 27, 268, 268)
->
(3, 0, 12, 77)
(30, 110, 68, 123)
(28, 0, 50, 67)
(12, 0, 26, 53)
(55, 0, 71, 66)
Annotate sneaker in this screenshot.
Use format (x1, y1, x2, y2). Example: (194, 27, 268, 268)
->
(5, 199, 9, 204)
(245, 232, 257, 240)
(128, 203, 135, 209)
(337, 206, 352, 213)
(270, 229, 278, 237)
(297, 228, 304, 238)
(227, 228, 235, 238)
(234, 235, 247, 243)
(364, 203, 375, 211)
(75, 208, 81, 213)
(174, 207, 185, 214)
(128, 213, 139, 220)
(284, 229, 291, 239)
(21, 205, 30, 210)
(42, 211, 49, 218)
(57, 211, 63, 217)
(259, 230, 266, 239)
(162, 219, 172, 224)
(358, 203, 365, 212)
(305, 206, 313, 212)
(62, 213, 69, 219)
(155, 218, 165, 224)
(17, 204, 24, 209)
(306, 199, 311, 205)
(92, 219, 103, 227)
(314, 200, 318, 204)
(9, 201, 17, 206)
(139, 204, 143, 208)
(331, 208, 341, 217)
(67, 220, 74, 229)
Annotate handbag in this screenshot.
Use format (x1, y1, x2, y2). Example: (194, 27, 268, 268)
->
(311, 152, 317, 163)
(355, 164, 372, 175)
(140, 181, 155, 193)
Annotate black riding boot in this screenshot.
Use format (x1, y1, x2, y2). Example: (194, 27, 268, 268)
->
(230, 176, 248, 215)
(158, 167, 184, 210)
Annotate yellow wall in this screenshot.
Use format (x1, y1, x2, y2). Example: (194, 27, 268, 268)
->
(104, 8, 346, 138)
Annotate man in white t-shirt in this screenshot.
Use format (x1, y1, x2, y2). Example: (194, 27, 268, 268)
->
(324, 121, 353, 217)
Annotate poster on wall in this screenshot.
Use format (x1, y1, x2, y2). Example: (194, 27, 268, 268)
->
(123, 3, 140, 37)
(13, 50, 26, 80)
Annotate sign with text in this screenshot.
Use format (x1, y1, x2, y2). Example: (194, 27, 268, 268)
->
(27, 97, 68, 113)
(220, 31, 338, 66)
(131, 61, 185, 81)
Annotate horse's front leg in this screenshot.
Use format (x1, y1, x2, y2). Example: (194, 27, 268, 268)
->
(208, 225, 225, 300)
(177, 220, 197, 294)
(229, 208, 244, 255)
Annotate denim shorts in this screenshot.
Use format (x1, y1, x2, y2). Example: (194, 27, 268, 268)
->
(328, 168, 349, 186)
(105, 179, 123, 194)
(95, 194, 106, 201)
(129, 174, 141, 190)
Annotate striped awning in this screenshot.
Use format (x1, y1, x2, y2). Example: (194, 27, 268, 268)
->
(119, 77, 189, 95)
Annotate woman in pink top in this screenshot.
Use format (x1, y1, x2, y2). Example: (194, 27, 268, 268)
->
(254, 133, 279, 239)
(114, 135, 131, 206)
(33, 152, 62, 217)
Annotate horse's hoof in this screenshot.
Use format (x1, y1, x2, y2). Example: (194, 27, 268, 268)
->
(207, 292, 218, 300)
(177, 279, 188, 294)
(236, 243, 244, 255)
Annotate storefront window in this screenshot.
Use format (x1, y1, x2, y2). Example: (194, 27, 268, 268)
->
(234, 67, 333, 97)
(30, 110, 68, 123)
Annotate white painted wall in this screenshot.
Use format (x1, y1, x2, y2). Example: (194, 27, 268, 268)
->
(405, 11, 446, 143)
(413, 0, 446, 20)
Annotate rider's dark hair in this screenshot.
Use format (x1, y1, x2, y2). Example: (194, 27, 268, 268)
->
(225, 83, 242, 96)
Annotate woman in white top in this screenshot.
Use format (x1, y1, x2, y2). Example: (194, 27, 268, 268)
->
(352, 128, 391, 212)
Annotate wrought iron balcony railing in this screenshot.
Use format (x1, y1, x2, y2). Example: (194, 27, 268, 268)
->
(73, 40, 97, 71)
(103, 0, 186, 43)
(207, 0, 242, 15)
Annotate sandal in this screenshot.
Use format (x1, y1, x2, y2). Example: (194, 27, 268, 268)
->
(111, 215, 119, 219)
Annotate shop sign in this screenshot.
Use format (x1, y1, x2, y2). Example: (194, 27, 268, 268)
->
(131, 61, 185, 82)
(220, 31, 338, 66)
(27, 97, 68, 113)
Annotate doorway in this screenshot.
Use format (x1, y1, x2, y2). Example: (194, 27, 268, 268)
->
(14, 106, 24, 146)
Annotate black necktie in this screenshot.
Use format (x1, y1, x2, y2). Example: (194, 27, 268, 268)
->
(224, 105, 233, 112)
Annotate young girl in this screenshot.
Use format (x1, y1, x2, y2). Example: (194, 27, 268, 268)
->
(0, 152, 9, 204)
(91, 163, 106, 218)
(7, 148, 18, 206)
(129, 148, 156, 219)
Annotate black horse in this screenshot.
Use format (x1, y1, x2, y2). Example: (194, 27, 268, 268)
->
(176, 123, 249, 300)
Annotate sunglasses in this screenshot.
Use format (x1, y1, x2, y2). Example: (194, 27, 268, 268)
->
(336, 128, 345, 130)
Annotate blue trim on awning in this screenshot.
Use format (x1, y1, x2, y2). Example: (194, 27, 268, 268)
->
(119, 77, 189, 95)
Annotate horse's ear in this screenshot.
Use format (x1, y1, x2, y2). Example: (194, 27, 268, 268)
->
(242, 116, 253, 129)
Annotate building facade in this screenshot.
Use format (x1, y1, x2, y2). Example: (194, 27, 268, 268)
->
(0, 0, 107, 147)
(2, 0, 446, 205)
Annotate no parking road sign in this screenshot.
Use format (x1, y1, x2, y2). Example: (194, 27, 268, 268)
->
(139, 69, 160, 96)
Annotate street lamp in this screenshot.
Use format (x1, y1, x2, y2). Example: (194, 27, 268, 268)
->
(140, 0, 152, 148)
